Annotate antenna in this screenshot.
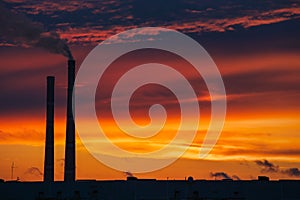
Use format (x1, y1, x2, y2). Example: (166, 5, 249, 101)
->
(11, 162, 16, 180)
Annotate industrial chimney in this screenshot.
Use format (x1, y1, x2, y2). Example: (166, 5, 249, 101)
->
(44, 76, 55, 182)
(64, 60, 76, 182)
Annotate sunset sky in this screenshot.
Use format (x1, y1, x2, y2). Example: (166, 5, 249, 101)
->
(0, 0, 300, 181)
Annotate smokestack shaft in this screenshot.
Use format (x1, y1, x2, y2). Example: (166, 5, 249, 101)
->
(44, 76, 55, 182)
(64, 60, 76, 182)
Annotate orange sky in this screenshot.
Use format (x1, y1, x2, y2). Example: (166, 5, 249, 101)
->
(0, 40, 300, 181)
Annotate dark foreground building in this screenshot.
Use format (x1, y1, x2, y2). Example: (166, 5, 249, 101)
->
(1, 179, 300, 200)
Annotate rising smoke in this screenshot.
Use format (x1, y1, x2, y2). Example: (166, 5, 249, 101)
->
(210, 172, 231, 179)
(0, 3, 73, 59)
(281, 168, 300, 177)
(231, 175, 241, 180)
(124, 171, 134, 177)
(25, 167, 43, 177)
(255, 159, 300, 177)
(210, 172, 240, 180)
(255, 159, 279, 173)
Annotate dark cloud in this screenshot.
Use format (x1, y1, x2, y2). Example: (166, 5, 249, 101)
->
(255, 160, 279, 173)
(131, 0, 187, 20)
(193, 18, 300, 60)
(2, 0, 300, 46)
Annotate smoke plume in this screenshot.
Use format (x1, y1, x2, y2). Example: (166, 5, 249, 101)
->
(0, 3, 73, 59)
(210, 172, 231, 179)
(124, 171, 134, 177)
(255, 159, 279, 173)
(255, 159, 300, 177)
(210, 172, 240, 180)
(281, 168, 300, 177)
(24, 167, 43, 177)
(231, 175, 241, 180)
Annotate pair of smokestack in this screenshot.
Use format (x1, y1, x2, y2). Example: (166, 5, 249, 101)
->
(44, 60, 76, 182)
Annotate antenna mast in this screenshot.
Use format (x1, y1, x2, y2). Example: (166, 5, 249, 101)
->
(11, 162, 16, 180)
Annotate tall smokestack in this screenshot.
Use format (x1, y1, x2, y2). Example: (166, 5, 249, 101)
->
(64, 60, 76, 182)
(44, 76, 55, 182)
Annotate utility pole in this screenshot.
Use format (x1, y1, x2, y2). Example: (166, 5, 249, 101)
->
(11, 162, 16, 180)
